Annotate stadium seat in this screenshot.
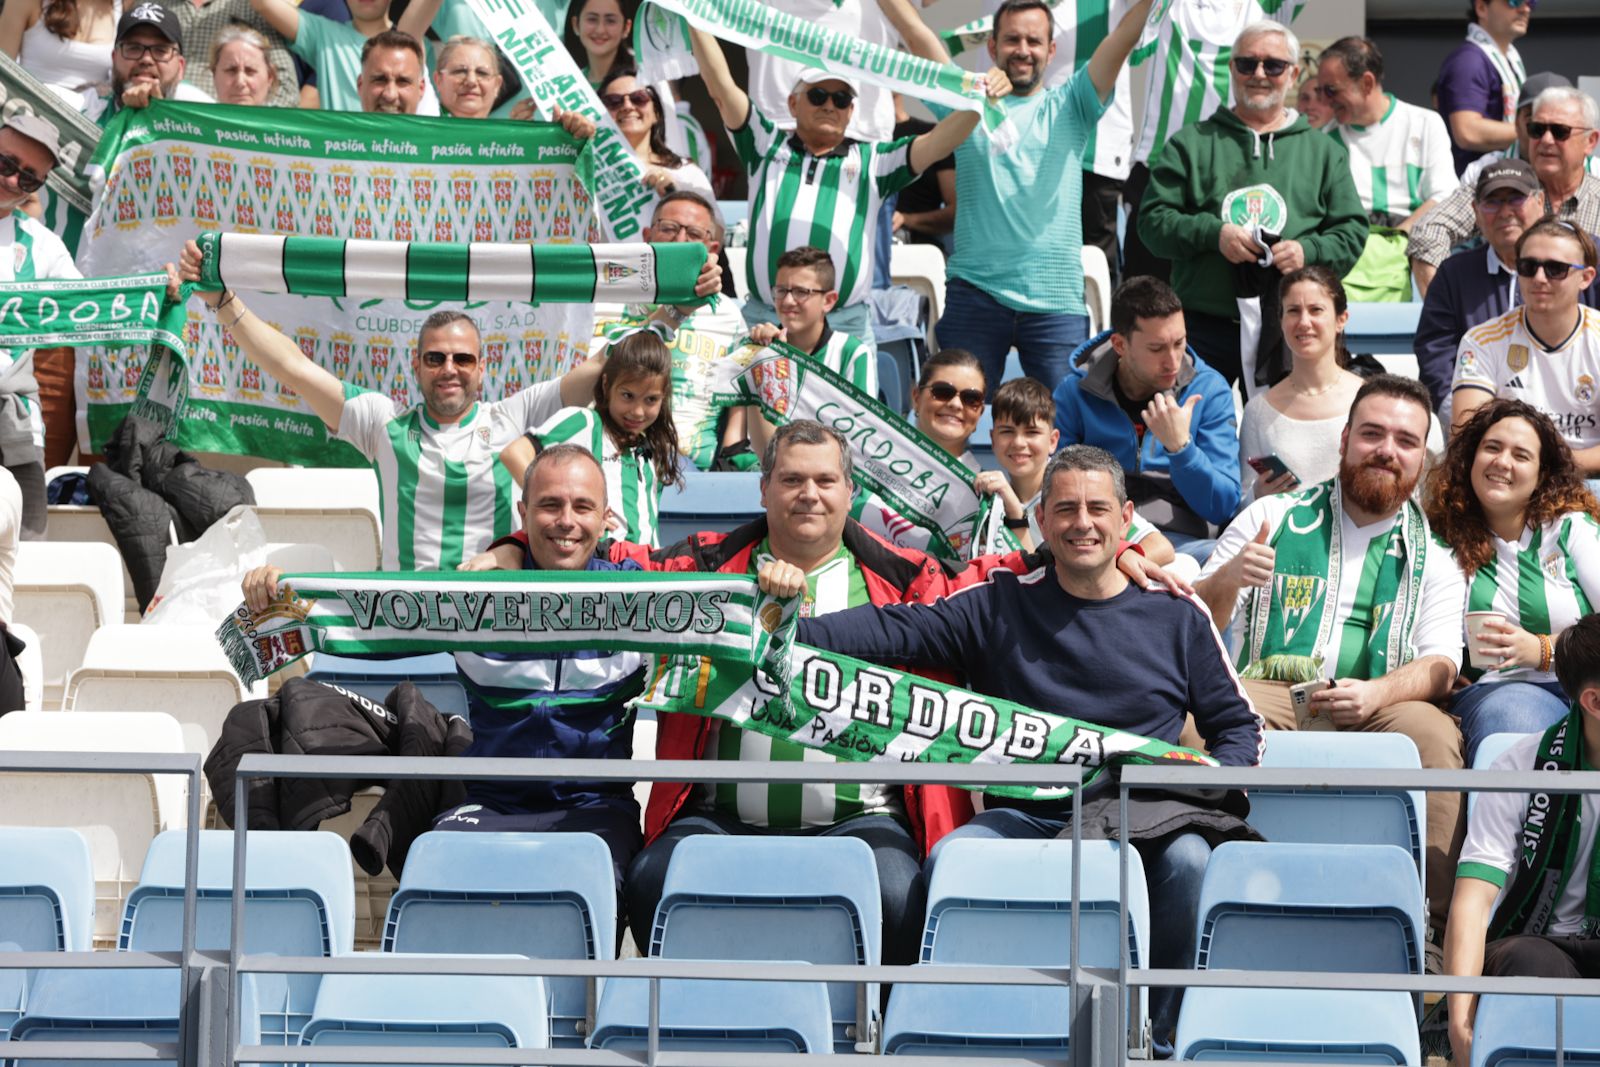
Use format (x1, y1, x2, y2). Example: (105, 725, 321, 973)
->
(10, 621, 42, 714)
(1469, 732, 1533, 819)
(1346, 302, 1423, 374)
(656, 471, 764, 547)
(315, 789, 397, 950)
(120, 829, 353, 1045)
(243, 468, 383, 573)
(1471, 993, 1600, 1067)
(883, 839, 1149, 1058)
(969, 407, 994, 470)
(383, 831, 615, 1047)
(878, 347, 907, 415)
(14, 541, 123, 708)
(0, 828, 95, 1039)
(6, 966, 182, 1067)
(1175, 987, 1421, 1063)
(891, 242, 946, 347)
(299, 964, 548, 1055)
(304, 652, 469, 719)
(1081, 244, 1112, 336)
(649, 835, 880, 1052)
(44, 465, 141, 624)
(590, 969, 833, 1055)
(1195, 842, 1424, 976)
(0, 711, 188, 946)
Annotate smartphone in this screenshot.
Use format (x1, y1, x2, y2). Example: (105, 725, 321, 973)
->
(1289, 679, 1334, 731)
(1248, 454, 1299, 485)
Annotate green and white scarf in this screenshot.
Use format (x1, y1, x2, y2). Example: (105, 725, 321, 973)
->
(1465, 22, 1525, 125)
(221, 571, 1216, 800)
(728, 345, 1018, 561)
(1241, 479, 1429, 680)
(0, 51, 100, 247)
(635, 0, 1016, 152)
(635, 3, 700, 84)
(0, 274, 188, 353)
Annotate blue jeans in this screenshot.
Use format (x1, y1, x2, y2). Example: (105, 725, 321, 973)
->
(1165, 532, 1217, 566)
(742, 297, 876, 349)
(935, 277, 1089, 392)
(624, 809, 927, 966)
(927, 808, 1211, 1052)
(1450, 679, 1569, 766)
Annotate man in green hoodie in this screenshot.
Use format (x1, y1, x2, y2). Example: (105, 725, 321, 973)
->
(1140, 19, 1368, 387)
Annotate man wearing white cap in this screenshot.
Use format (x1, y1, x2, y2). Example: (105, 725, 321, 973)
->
(689, 22, 1009, 345)
(0, 113, 78, 539)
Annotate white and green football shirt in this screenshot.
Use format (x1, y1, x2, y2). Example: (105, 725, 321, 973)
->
(1129, 0, 1307, 167)
(733, 106, 920, 310)
(1465, 512, 1600, 685)
(813, 329, 877, 397)
(533, 406, 663, 548)
(1326, 95, 1457, 226)
(335, 378, 561, 571)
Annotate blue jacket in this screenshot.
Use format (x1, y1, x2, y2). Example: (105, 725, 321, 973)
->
(1052, 330, 1242, 532)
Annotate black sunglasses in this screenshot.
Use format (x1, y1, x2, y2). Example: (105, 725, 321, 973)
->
(420, 350, 480, 368)
(1232, 56, 1292, 78)
(0, 152, 45, 193)
(1516, 257, 1589, 281)
(1528, 121, 1591, 143)
(601, 89, 652, 110)
(804, 87, 855, 109)
(925, 380, 985, 412)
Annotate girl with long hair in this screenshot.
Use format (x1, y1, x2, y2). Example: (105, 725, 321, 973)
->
(566, 0, 631, 91)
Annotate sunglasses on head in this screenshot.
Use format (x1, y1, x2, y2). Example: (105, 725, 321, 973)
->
(925, 381, 985, 411)
(1528, 121, 1590, 142)
(601, 89, 652, 110)
(1232, 56, 1292, 78)
(0, 152, 45, 193)
(804, 87, 854, 109)
(421, 350, 479, 368)
(1516, 257, 1589, 281)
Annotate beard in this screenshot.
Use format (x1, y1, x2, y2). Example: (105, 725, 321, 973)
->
(1340, 454, 1419, 516)
(1003, 55, 1042, 94)
(1237, 85, 1286, 114)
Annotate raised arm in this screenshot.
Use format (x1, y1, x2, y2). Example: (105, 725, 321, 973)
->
(688, 25, 749, 131)
(877, 0, 950, 65)
(394, 0, 445, 45)
(249, 0, 301, 43)
(1086, 0, 1153, 100)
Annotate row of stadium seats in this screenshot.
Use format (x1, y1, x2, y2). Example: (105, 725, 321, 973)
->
(1, 822, 1589, 1063)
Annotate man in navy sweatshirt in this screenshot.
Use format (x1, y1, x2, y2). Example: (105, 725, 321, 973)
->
(783, 444, 1263, 1050)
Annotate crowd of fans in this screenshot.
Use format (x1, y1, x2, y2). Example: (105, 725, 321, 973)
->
(3, 0, 1600, 1059)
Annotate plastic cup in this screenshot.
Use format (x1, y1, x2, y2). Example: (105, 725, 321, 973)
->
(1466, 611, 1507, 670)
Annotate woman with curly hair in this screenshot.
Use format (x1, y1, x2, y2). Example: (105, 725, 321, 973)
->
(1424, 398, 1600, 762)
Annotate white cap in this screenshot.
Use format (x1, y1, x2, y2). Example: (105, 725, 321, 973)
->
(793, 68, 860, 96)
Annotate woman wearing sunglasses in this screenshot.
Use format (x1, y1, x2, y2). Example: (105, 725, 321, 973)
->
(910, 349, 988, 469)
(598, 68, 711, 203)
(1452, 220, 1600, 475)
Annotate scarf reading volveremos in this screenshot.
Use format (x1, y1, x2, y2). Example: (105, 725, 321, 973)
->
(728, 347, 1019, 560)
(1241, 479, 1428, 680)
(0, 51, 100, 246)
(633, 0, 1015, 152)
(220, 572, 1216, 800)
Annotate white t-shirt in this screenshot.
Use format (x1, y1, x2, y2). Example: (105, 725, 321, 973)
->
(745, 0, 896, 144)
(1326, 95, 1457, 226)
(1201, 487, 1468, 677)
(1454, 306, 1600, 453)
(1459, 732, 1600, 935)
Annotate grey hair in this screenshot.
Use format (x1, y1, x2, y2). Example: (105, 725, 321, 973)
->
(209, 25, 275, 73)
(760, 419, 854, 489)
(437, 35, 499, 70)
(416, 310, 479, 354)
(523, 442, 606, 501)
(1235, 19, 1300, 64)
(652, 189, 725, 247)
(1041, 445, 1127, 507)
(1532, 86, 1600, 130)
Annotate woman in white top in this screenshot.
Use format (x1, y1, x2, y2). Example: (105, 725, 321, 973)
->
(1424, 399, 1600, 763)
(0, 0, 118, 100)
(1238, 266, 1366, 499)
(599, 69, 712, 204)
(432, 35, 501, 120)
(210, 25, 278, 107)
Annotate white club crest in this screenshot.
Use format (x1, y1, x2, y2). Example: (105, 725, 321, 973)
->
(128, 3, 167, 21)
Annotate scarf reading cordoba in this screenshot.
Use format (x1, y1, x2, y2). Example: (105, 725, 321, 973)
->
(220, 571, 1215, 799)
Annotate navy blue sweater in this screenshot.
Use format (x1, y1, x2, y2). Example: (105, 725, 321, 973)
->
(798, 567, 1264, 770)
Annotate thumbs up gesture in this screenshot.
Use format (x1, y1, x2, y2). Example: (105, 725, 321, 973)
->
(1143, 391, 1201, 454)
(1227, 521, 1276, 590)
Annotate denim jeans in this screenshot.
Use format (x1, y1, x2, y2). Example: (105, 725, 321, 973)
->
(1165, 532, 1218, 567)
(1449, 679, 1569, 766)
(935, 277, 1089, 392)
(926, 807, 1212, 1052)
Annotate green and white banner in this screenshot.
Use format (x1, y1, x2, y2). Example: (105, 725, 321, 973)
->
(637, 0, 1016, 151)
(465, 0, 655, 241)
(0, 51, 100, 247)
(0, 273, 188, 352)
(634, 3, 700, 85)
(730, 346, 1018, 560)
(75, 100, 597, 464)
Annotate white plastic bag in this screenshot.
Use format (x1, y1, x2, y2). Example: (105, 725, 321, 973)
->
(142, 505, 270, 625)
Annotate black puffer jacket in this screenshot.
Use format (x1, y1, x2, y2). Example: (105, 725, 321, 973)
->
(205, 676, 475, 877)
(88, 415, 254, 609)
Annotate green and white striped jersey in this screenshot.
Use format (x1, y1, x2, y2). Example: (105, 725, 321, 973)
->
(733, 106, 920, 310)
(701, 540, 903, 829)
(533, 406, 663, 548)
(1466, 512, 1600, 685)
(1326, 96, 1458, 226)
(813, 329, 877, 396)
(1130, 0, 1306, 166)
(335, 379, 561, 571)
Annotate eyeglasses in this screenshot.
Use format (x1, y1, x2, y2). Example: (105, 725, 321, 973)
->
(1478, 193, 1530, 212)
(650, 219, 712, 243)
(1528, 121, 1591, 142)
(420, 350, 480, 368)
(1516, 257, 1589, 281)
(1231, 56, 1292, 78)
(804, 87, 854, 109)
(924, 381, 985, 412)
(0, 152, 45, 193)
(117, 39, 178, 61)
(601, 89, 652, 110)
(773, 284, 826, 302)
(441, 65, 497, 82)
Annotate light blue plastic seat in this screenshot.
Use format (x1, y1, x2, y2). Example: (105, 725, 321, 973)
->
(6, 967, 183, 1067)
(884, 839, 1150, 1057)
(1195, 842, 1424, 976)
(877, 349, 907, 415)
(590, 968, 832, 1055)
(382, 831, 614, 1048)
(656, 472, 764, 547)
(300, 960, 547, 1057)
(650, 835, 879, 1052)
(120, 829, 354, 1045)
(1469, 732, 1536, 818)
(968, 407, 993, 469)
(305, 653, 469, 719)
(1345, 302, 1425, 357)
(1471, 994, 1600, 1067)
(1175, 987, 1421, 1063)
(0, 828, 94, 1039)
